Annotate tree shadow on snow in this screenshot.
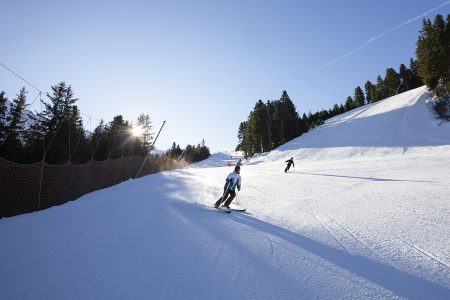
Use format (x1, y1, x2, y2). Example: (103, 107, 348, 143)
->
(297, 171, 438, 183)
(229, 213, 450, 299)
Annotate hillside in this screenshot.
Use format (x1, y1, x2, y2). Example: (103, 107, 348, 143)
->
(1, 86, 449, 299)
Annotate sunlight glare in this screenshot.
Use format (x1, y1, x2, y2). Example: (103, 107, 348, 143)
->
(132, 125, 143, 137)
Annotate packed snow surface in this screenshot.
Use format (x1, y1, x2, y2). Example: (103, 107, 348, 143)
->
(1, 86, 450, 299)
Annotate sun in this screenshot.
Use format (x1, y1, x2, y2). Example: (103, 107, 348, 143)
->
(131, 125, 143, 137)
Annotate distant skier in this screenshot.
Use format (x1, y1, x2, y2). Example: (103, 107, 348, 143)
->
(284, 157, 294, 172)
(214, 166, 241, 209)
(236, 159, 242, 166)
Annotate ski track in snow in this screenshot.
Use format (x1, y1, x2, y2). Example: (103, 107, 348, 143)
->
(1, 86, 450, 299)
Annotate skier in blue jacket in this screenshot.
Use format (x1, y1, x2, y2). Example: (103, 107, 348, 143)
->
(214, 166, 241, 209)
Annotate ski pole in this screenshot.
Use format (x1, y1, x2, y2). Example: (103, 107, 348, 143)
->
(235, 189, 241, 207)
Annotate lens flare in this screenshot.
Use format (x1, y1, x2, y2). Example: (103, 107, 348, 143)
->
(131, 125, 143, 137)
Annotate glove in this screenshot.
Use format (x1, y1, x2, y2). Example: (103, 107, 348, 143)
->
(237, 187, 241, 191)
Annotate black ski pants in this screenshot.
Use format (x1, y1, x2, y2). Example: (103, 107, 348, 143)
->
(285, 163, 292, 172)
(215, 189, 236, 207)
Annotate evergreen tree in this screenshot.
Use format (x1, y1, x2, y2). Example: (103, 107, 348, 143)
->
(6, 88, 27, 140)
(344, 96, 355, 111)
(399, 63, 413, 92)
(375, 75, 387, 101)
(0, 91, 8, 143)
(331, 104, 341, 117)
(0, 87, 28, 161)
(247, 100, 271, 154)
(136, 114, 153, 156)
(383, 68, 402, 97)
(364, 81, 377, 103)
(354, 86, 366, 107)
(91, 119, 109, 161)
(240, 111, 256, 157)
(199, 139, 210, 160)
(106, 115, 129, 159)
(23, 110, 45, 163)
(297, 113, 307, 135)
(174, 143, 183, 159)
(279, 91, 299, 142)
(409, 58, 424, 89)
(35, 82, 86, 163)
(416, 14, 450, 95)
(189, 139, 211, 162)
(167, 142, 183, 159)
(237, 91, 301, 155)
(185, 144, 195, 163)
(271, 100, 283, 147)
(68, 105, 90, 163)
(236, 121, 247, 150)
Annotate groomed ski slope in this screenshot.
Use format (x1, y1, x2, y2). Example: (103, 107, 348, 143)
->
(1, 86, 450, 299)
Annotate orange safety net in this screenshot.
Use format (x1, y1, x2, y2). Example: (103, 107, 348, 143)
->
(0, 156, 184, 218)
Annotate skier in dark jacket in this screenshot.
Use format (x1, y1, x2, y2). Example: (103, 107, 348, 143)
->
(284, 157, 294, 172)
(214, 166, 241, 209)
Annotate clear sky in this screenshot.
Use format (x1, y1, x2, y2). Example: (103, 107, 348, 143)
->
(1, 0, 449, 152)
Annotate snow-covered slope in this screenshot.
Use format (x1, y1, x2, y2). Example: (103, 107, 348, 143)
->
(258, 86, 450, 162)
(190, 151, 245, 168)
(1, 86, 450, 299)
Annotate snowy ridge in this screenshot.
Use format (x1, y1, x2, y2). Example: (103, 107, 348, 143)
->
(252, 86, 450, 163)
(1, 86, 450, 299)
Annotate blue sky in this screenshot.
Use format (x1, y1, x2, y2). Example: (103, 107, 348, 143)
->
(1, 0, 449, 152)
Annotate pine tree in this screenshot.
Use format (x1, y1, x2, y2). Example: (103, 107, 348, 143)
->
(107, 115, 129, 159)
(134, 114, 153, 156)
(297, 113, 307, 135)
(354, 86, 366, 107)
(240, 111, 256, 157)
(364, 81, 376, 103)
(383, 68, 402, 97)
(196, 139, 210, 162)
(409, 58, 424, 89)
(279, 91, 299, 142)
(248, 100, 271, 154)
(0, 87, 28, 161)
(399, 63, 412, 92)
(23, 110, 45, 163)
(68, 105, 90, 163)
(416, 14, 450, 95)
(236, 121, 247, 150)
(91, 119, 109, 161)
(37, 82, 86, 163)
(344, 96, 355, 111)
(271, 100, 283, 147)
(331, 104, 341, 117)
(167, 142, 176, 159)
(0, 91, 8, 143)
(184, 144, 194, 162)
(375, 75, 386, 101)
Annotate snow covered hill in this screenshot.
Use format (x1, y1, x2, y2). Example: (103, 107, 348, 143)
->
(1, 86, 450, 299)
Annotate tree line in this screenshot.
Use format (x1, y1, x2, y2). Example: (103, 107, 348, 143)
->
(166, 139, 211, 164)
(237, 14, 449, 157)
(416, 14, 450, 119)
(0, 82, 210, 164)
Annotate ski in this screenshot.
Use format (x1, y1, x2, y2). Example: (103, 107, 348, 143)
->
(214, 207, 231, 214)
(230, 208, 246, 212)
